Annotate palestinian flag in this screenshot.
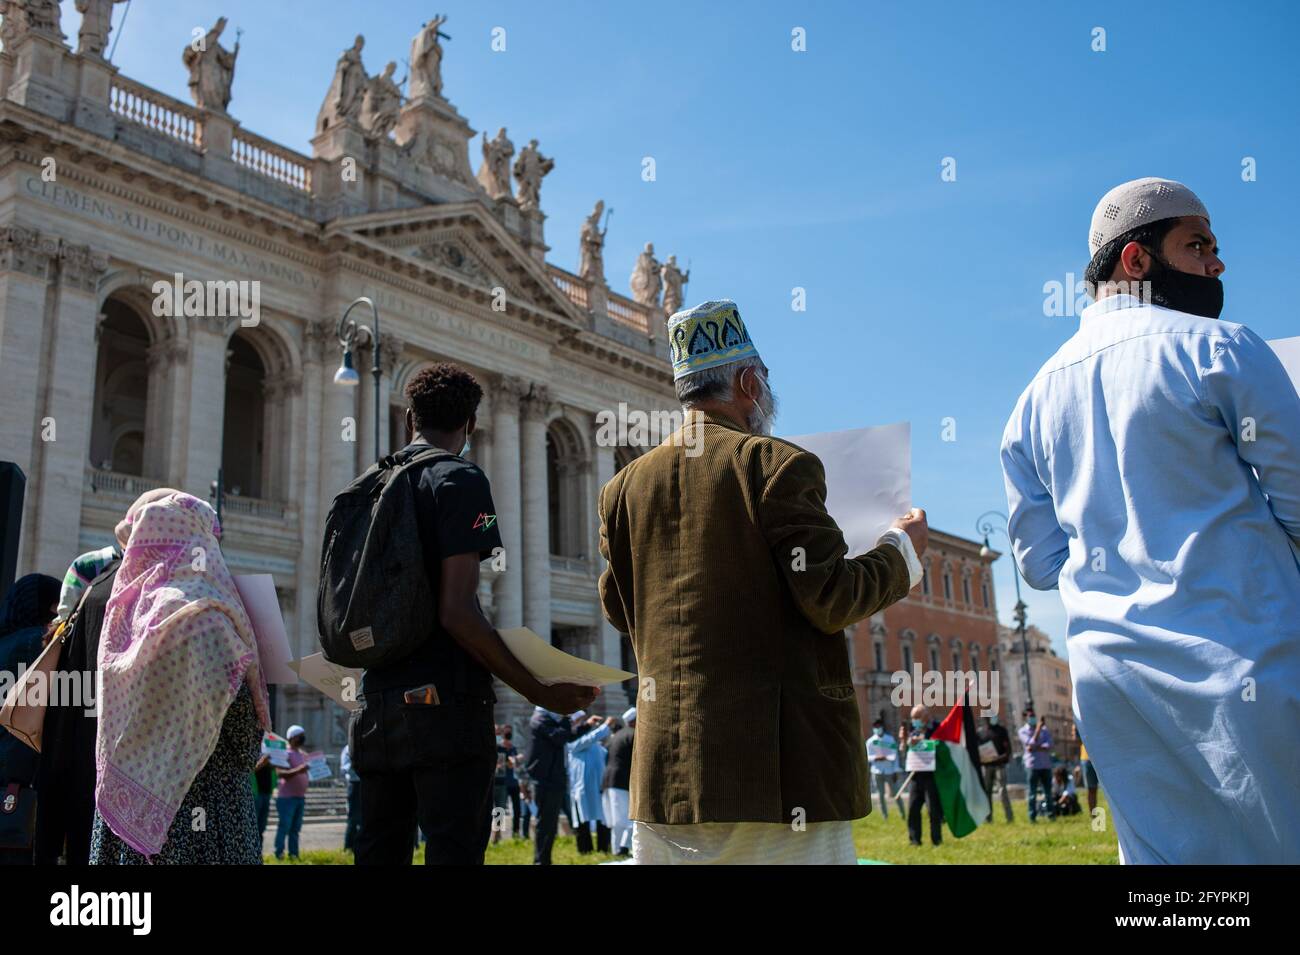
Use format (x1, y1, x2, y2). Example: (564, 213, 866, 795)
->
(931, 692, 991, 838)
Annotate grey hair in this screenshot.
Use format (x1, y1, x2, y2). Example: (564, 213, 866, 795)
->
(675, 356, 763, 407)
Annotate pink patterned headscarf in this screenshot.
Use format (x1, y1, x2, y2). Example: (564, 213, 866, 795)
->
(96, 491, 270, 857)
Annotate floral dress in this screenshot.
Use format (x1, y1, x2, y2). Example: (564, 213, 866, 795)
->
(90, 685, 263, 864)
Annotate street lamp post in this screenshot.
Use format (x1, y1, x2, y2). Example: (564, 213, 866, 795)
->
(333, 296, 382, 463)
(976, 510, 1035, 715)
(209, 467, 224, 538)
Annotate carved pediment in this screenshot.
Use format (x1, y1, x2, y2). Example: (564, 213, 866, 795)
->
(333, 203, 586, 324)
(405, 236, 495, 287)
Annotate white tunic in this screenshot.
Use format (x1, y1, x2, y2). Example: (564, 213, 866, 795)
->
(1001, 295, 1300, 863)
(630, 820, 857, 865)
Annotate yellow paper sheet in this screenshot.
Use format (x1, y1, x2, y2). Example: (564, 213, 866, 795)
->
(498, 627, 635, 687)
(287, 653, 363, 711)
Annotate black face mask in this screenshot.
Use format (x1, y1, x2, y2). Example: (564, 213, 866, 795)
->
(1146, 254, 1224, 319)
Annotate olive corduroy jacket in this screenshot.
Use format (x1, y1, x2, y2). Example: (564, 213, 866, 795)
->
(597, 410, 912, 825)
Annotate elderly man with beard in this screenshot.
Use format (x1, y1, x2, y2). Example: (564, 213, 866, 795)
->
(598, 299, 928, 864)
(1001, 178, 1300, 863)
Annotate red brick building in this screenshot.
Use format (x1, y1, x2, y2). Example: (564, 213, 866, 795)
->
(849, 529, 1005, 738)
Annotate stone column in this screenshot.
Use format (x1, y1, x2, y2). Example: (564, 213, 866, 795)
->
(520, 385, 552, 640)
(298, 321, 331, 659)
(377, 334, 405, 458)
(354, 341, 376, 472)
(179, 316, 229, 498)
(489, 376, 526, 628)
(593, 441, 629, 711)
(143, 337, 173, 481)
(28, 242, 109, 575)
(0, 228, 57, 479)
(159, 329, 192, 488)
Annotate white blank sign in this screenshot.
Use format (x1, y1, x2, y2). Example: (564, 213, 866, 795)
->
(784, 421, 911, 558)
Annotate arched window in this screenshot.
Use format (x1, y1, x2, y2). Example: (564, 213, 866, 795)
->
(900, 629, 916, 673)
(971, 643, 981, 671)
(951, 639, 963, 671)
(921, 564, 931, 596)
(222, 333, 267, 498)
(942, 570, 952, 601)
(222, 327, 294, 502)
(547, 417, 588, 558)
(89, 299, 152, 476)
(962, 573, 972, 604)
(874, 642, 884, 672)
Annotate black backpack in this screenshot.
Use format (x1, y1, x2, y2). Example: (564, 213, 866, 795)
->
(317, 447, 451, 668)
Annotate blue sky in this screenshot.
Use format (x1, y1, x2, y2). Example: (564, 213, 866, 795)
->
(68, 0, 1300, 652)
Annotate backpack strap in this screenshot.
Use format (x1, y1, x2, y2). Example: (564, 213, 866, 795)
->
(388, 445, 456, 472)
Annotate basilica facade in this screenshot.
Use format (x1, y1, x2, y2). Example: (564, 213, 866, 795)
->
(0, 7, 678, 744)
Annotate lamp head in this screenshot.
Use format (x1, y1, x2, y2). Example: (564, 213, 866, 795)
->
(334, 347, 361, 386)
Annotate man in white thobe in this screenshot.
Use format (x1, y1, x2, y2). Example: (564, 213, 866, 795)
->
(1001, 177, 1300, 863)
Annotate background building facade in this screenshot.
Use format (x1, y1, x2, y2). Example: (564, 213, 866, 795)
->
(0, 10, 678, 747)
(998, 623, 1076, 762)
(850, 529, 1006, 737)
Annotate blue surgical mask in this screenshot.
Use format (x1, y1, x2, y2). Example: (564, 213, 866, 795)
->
(990, 715, 998, 725)
(872, 726, 883, 737)
(910, 719, 924, 730)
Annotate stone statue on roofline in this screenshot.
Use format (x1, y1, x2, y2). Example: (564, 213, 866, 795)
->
(476, 127, 514, 200)
(0, 0, 64, 47)
(182, 16, 239, 113)
(661, 255, 690, 317)
(75, 0, 128, 58)
(408, 15, 449, 101)
(316, 34, 367, 133)
(360, 61, 403, 140)
(629, 242, 662, 307)
(579, 200, 608, 286)
(512, 138, 553, 213)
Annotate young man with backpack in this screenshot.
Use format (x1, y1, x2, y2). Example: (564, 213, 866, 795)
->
(321, 363, 595, 864)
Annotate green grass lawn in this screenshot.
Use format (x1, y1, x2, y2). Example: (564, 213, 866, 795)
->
(265, 794, 1118, 865)
(851, 792, 1118, 864)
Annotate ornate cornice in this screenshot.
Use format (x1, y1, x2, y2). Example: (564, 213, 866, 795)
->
(302, 319, 335, 365)
(377, 334, 406, 376)
(493, 374, 531, 403)
(0, 225, 58, 278)
(520, 383, 552, 421)
(57, 240, 109, 292)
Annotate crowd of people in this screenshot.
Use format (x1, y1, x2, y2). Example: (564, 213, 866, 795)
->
(864, 704, 1098, 847)
(0, 175, 1295, 866)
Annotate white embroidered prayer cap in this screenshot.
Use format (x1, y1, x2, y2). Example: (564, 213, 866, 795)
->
(1088, 177, 1210, 259)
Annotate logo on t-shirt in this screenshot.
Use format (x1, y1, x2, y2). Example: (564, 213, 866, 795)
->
(474, 512, 497, 530)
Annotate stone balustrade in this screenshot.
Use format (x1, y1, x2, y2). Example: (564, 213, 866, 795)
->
(232, 129, 313, 193)
(109, 76, 201, 149)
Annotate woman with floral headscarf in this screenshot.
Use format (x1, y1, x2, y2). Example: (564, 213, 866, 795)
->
(89, 490, 271, 864)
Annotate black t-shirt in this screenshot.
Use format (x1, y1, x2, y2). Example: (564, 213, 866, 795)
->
(360, 443, 504, 696)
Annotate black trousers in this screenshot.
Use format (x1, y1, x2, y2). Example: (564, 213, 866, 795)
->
(533, 783, 565, 865)
(507, 784, 521, 836)
(351, 688, 496, 865)
(343, 781, 361, 852)
(908, 772, 944, 845)
(33, 782, 95, 865)
(573, 819, 612, 854)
